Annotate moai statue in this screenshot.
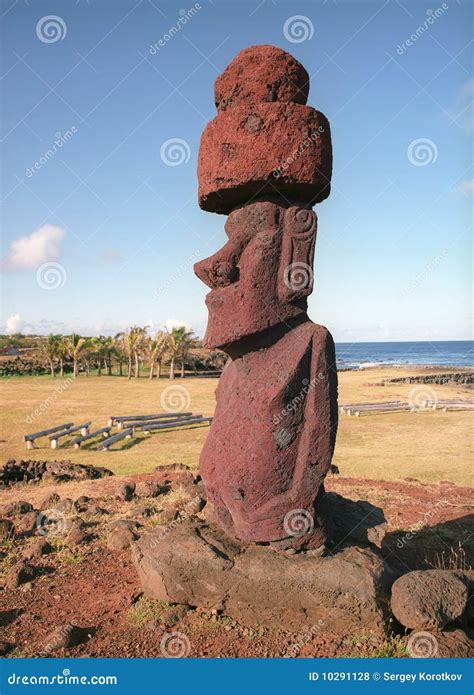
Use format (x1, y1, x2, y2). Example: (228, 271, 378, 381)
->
(194, 45, 338, 551)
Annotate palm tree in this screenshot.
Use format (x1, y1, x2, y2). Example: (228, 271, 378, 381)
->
(145, 331, 168, 380)
(65, 333, 88, 377)
(102, 336, 115, 376)
(57, 336, 69, 377)
(115, 327, 147, 380)
(167, 326, 195, 379)
(92, 336, 114, 376)
(41, 334, 60, 377)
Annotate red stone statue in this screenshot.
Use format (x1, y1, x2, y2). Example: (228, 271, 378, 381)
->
(194, 45, 338, 551)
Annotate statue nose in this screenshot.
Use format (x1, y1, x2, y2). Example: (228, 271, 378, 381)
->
(194, 254, 239, 289)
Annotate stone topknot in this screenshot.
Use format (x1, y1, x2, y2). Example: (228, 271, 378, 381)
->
(214, 44, 309, 112)
(198, 44, 332, 214)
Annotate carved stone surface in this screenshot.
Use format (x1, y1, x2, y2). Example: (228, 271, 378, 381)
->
(198, 44, 332, 214)
(132, 519, 390, 631)
(194, 45, 337, 552)
(214, 44, 310, 112)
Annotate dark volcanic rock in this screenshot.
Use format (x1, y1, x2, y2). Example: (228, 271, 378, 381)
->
(0, 459, 113, 488)
(39, 624, 90, 654)
(15, 511, 38, 537)
(0, 518, 15, 541)
(132, 519, 389, 631)
(23, 538, 52, 560)
(214, 45, 309, 112)
(5, 560, 37, 590)
(107, 523, 138, 550)
(135, 480, 162, 498)
(391, 570, 468, 630)
(1, 501, 33, 517)
(118, 482, 135, 502)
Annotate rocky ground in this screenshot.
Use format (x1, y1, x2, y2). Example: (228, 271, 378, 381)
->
(0, 465, 472, 658)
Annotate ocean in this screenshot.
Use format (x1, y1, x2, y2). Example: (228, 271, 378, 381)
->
(335, 341, 474, 370)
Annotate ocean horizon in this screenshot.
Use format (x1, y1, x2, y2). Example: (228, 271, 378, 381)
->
(335, 340, 474, 369)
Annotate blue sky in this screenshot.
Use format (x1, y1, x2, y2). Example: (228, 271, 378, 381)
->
(1, 0, 472, 342)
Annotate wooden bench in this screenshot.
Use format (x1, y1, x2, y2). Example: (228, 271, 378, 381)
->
(423, 399, 474, 411)
(109, 412, 192, 428)
(50, 422, 91, 449)
(100, 428, 133, 451)
(143, 416, 213, 433)
(73, 427, 111, 449)
(24, 422, 74, 449)
(340, 401, 401, 415)
(352, 405, 412, 417)
(127, 414, 202, 431)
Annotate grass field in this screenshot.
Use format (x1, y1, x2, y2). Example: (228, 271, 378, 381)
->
(1, 368, 472, 485)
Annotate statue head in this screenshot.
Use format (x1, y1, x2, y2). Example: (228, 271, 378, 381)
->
(194, 198, 317, 350)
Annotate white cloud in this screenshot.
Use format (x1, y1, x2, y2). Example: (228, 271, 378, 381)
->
(99, 248, 122, 264)
(5, 313, 24, 334)
(163, 318, 189, 333)
(1, 224, 65, 271)
(459, 179, 474, 195)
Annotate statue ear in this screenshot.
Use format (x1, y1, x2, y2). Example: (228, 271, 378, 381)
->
(278, 207, 317, 303)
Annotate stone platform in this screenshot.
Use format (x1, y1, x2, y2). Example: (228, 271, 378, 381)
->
(132, 515, 391, 632)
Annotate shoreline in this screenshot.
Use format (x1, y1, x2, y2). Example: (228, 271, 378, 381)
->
(337, 362, 474, 371)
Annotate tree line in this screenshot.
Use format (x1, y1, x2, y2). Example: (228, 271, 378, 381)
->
(36, 326, 215, 380)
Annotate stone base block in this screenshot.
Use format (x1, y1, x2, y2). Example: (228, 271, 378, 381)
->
(132, 518, 390, 632)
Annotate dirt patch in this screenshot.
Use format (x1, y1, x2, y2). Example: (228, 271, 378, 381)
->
(0, 473, 472, 658)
